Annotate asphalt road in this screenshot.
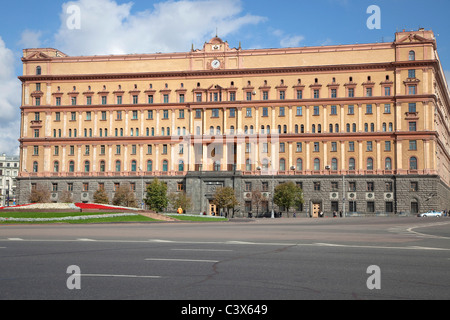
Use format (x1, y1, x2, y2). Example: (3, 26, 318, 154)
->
(0, 217, 449, 301)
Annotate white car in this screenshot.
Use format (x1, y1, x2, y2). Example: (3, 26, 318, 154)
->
(418, 211, 443, 217)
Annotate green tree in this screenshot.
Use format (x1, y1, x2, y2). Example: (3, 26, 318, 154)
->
(273, 182, 304, 217)
(144, 178, 169, 213)
(93, 188, 109, 204)
(213, 187, 239, 218)
(168, 192, 192, 213)
(112, 184, 138, 208)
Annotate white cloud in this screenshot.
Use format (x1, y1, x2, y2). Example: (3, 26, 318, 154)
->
(54, 0, 266, 56)
(18, 29, 43, 49)
(271, 28, 304, 48)
(280, 35, 305, 48)
(0, 37, 21, 156)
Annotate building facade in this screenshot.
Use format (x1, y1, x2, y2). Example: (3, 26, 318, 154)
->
(0, 154, 20, 207)
(17, 29, 450, 216)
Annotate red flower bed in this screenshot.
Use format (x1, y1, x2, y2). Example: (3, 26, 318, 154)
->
(75, 203, 132, 211)
(0, 203, 34, 210)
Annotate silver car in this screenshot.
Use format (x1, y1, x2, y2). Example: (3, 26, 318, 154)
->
(418, 211, 443, 217)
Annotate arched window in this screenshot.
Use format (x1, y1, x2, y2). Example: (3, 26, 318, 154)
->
(147, 160, 153, 172)
(295, 124, 299, 134)
(179, 160, 185, 172)
(53, 161, 59, 173)
(214, 161, 221, 172)
(314, 158, 320, 171)
(115, 160, 121, 172)
(69, 161, 75, 173)
(162, 160, 168, 172)
(296, 158, 303, 171)
(131, 160, 137, 172)
(246, 159, 251, 171)
(312, 124, 316, 133)
(367, 158, 374, 170)
(409, 50, 416, 61)
(84, 161, 90, 173)
(262, 158, 269, 170)
(280, 158, 286, 171)
(335, 124, 339, 133)
(100, 161, 106, 172)
(385, 157, 392, 170)
(349, 158, 356, 171)
(410, 157, 418, 170)
(36, 66, 41, 75)
(318, 124, 322, 133)
(329, 124, 333, 133)
(331, 158, 338, 171)
(33, 161, 39, 173)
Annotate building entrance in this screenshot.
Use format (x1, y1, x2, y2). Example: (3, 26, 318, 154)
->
(312, 203, 321, 218)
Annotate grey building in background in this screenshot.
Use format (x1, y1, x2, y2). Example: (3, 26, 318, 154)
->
(0, 154, 20, 207)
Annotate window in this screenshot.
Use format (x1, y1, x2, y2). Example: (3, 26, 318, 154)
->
(131, 160, 137, 172)
(409, 122, 417, 132)
(314, 90, 320, 99)
(313, 142, 320, 152)
(408, 85, 417, 95)
(384, 104, 391, 114)
(408, 69, 416, 78)
(367, 182, 374, 192)
(246, 108, 252, 117)
(296, 158, 303, 171)
(408, 103, 416, 113)
(385, 157, 392, 170)
(84, 161, 90, 173)
(279, 107, 285, 116)
(296, 142, 302, 152)
(409, 50, 415, 61)
(69, 161, 75, 173)
(409, 157, 418, 170)
(385, 141, 391, 151)
(348, 105, 354, 115)
(313, 106, 320, 115)
(279, 159, 286, 171)
(409, 140, 417, 151)
(367, 158, 374, 170)
(147, 160, 153, 172)
(330, 105, 337, 115)
(367, 202, 375, 213)
(349, 158, 356, 171)
(314, 182, 321, 191)
(331, 158, 338, 171)
(366, 104, 372, 114)
(296, 106, 302, 116)
(314, 158, 320, 171)
(384, 87, 391, 96)
(410, 182, 418, 192)
(348, 88, 354, 98)
(366, 88, 372, 97)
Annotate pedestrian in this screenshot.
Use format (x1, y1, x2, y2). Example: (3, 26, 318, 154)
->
(339, 210, 342, 218)
(333, 210, 337, 218)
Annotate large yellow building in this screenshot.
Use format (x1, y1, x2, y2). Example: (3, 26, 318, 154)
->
(17, 29, 450, 216)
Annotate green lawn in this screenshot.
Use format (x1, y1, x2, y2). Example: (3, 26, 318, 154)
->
(0, 212, 157, 224)
(167, 215, 228, 222)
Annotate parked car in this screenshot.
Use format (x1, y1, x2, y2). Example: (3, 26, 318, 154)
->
(418, 211, 443, 217)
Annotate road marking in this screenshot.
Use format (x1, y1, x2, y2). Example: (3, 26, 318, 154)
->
(145, 258, 219, 263)
(82, 274, 161, 279)
(77, 238, 97, 242)
(171, 249, 233, 252)
(8, 238, 23, 241)
(315, 243, 450, 251)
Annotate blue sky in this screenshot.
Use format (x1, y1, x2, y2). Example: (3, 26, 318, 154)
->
(0, 0, 450, 156)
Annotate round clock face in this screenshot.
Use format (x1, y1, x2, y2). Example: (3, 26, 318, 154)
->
(211, 60, 221, 69)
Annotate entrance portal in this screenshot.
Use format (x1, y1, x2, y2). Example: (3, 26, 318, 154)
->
(209, 201, 217, 216)
(312, 203, 321, 218)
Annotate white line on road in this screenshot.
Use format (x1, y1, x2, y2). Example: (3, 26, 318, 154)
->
(7, 238, 23, 241)
(171, 249, 233, 252)
(82, 274, 161, 279)
(77, 238, 97, 242)
(315, 243, 450, 251)
(145, 258, 219, 263)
